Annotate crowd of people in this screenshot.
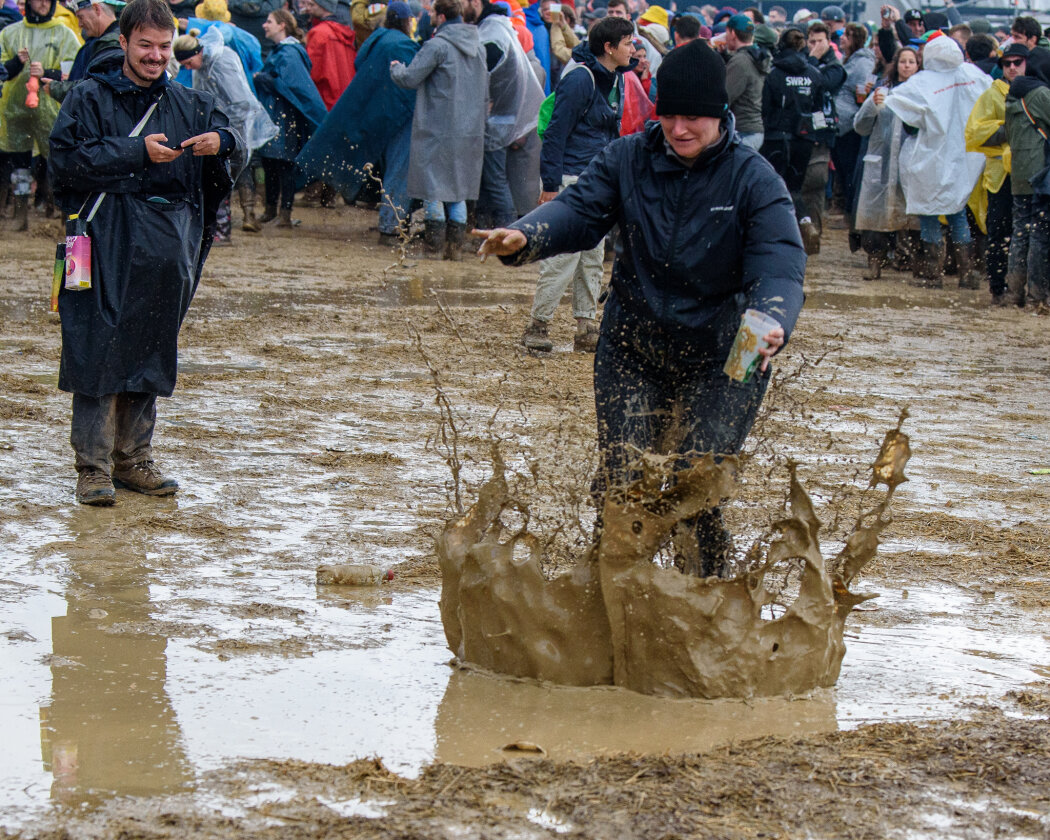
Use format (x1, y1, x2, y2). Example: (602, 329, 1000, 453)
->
(3, 0, 1050, 300)
(3, 0, 1043, 554)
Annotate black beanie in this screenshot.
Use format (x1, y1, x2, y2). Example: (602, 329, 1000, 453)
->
(655, 40, 729, 118)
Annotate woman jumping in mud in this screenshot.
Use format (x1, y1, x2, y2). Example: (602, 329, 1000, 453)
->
(475, 40, 806, 577)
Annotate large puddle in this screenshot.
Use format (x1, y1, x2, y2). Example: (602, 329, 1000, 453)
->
(1, 527, 1047, 828)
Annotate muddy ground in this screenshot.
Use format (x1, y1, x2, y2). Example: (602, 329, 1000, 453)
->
(0, 203, 1048, 839)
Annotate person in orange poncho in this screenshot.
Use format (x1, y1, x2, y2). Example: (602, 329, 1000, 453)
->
(300, 0, 355, 108)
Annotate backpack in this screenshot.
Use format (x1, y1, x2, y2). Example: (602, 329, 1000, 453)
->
(537, 60, 593, 139)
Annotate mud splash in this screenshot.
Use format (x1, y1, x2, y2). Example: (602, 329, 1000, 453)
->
(438, 424, 911, 699)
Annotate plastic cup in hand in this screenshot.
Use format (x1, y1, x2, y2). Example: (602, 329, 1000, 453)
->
(723, 309, 781, 383)
(550, 2, 561, 20)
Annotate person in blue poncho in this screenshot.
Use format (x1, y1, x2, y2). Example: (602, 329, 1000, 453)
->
(295, 2, 419, 241)
(253, 8, 327, 227)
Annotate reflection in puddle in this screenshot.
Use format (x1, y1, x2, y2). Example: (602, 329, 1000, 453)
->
(1, 541, 1048, 828)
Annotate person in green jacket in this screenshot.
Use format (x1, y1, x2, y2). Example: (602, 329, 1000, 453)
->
(1003, 50, 1050, 312)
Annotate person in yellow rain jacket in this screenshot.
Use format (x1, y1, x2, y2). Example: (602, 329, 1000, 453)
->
(0, 0, 81, 229)
(965, 43, 1027, 305)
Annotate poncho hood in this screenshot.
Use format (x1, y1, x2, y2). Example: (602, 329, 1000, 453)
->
(922, 34, 963, 73)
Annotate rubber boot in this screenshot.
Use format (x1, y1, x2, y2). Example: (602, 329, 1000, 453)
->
(423, 219, 445, 256)
(276, 208, 293, 228)
(443, 221, 465, 261)
(863, 252, 884, 281)
(258, 204, 277, 224)
(239, 184, 261, 233)
(910, 241, 944, 289)
(12, 195, 28, 232)
(954, 242, 982, 289)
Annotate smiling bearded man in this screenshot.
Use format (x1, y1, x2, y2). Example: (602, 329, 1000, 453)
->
(48, 0, 243, 506)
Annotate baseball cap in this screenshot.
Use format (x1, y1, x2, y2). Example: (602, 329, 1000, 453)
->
(999, 42, 1030, 64)
(387, 0, 412, 19)
(726, 12, 752, 33)
(820, 5, 845, 20)
(792, 7, 813, 24)
(903, 8, 923, 22)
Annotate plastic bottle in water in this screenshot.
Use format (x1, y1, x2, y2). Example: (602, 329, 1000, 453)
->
(316, 564, 395, 586)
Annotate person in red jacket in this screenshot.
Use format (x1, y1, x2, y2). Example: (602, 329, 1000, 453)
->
(300, 0, 356, 108)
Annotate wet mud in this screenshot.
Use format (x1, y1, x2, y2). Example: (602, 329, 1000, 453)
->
(439, 429, 907, 698)
(1, 204, 1049, 838)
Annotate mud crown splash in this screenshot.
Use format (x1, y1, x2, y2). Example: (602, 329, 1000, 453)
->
(438, 417, 911, 699)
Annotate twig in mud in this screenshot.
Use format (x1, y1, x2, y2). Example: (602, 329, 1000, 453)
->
(410, 324, 465, 514)
(432, 292, 468, 349)
(362, 162, 414, 267)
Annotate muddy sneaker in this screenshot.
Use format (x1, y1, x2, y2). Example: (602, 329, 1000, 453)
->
(113, 460, 179, 496)
(573, 319, 600, 353)
(520, 319, 553, 352)
(799, 219, 821, 255)
(76, 468, 115, 506)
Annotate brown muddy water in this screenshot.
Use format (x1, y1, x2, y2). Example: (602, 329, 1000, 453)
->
(1, 206, 1049, 838)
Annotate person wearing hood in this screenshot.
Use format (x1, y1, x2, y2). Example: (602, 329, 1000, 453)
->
(523, 0, 551, 92)
(476, 41, 805, 578)
(0, 0, 80, 229)
(462, 0, 544, 230)
(965, 42, 1027, 305)
(178, 0, 265, 97)
(48, 0, 243, 505)
(390, 0, 487, 257)
(301, 0, 356, 109)
(885, 31, 991, 288)
(853, 44, 920, 278)
(1003, 45, 1050, 312)
(831, 22, 874, 233)
(518, 15, 634, 353)
(760, 27, 827, 254)
(722, 12, 768, 150)
(253, 8, 327, 228)
(44, 0, 124, 104)
(175, 25, 277, 239)
(295, 4, 418, 240)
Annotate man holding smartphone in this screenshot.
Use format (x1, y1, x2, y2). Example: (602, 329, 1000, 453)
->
(49, 0, 242, 505)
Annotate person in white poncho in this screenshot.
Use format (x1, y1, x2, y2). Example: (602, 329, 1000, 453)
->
(885, 32, 990, 288)
(174, 25, 277, 241)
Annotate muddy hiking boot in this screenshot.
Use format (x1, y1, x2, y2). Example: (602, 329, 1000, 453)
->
(573, 318, 600, 353)
(520, 318, 553, 352)
(113, 460, 179, 496)
(798, 218, 820, 255)
(258, 204, 277, 224)
(75, 468, 116, 506)
(276, 209, 294, 229)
